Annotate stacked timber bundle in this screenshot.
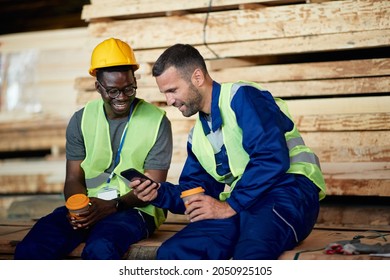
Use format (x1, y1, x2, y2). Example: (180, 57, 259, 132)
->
(77, 0, 390, 230)
(0, 28, 92, 218)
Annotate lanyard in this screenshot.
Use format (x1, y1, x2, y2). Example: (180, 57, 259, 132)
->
(106, 101, 136, 184)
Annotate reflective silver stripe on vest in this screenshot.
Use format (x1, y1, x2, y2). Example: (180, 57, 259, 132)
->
(85, 173, 110, 188)
(121, 176, 131, 186)
(231, 83, 242, 99)
(85, 173, 132, 188)
(290, 152, 321, 169)
(286, 137, 305, 149)
(286, 137, 321, 168)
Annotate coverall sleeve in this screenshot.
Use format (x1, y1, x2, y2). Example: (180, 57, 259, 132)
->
(152, 141, 225, 214)
(226, 86, 294, 213)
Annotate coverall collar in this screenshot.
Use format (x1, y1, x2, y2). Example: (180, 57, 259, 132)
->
(199, 81, 222, 134)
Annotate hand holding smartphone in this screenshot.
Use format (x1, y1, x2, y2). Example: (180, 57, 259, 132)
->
(121, 168, 159, 202)
(121, 168, 156, 184)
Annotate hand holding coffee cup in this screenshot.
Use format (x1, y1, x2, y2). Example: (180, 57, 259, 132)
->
(180, 187, 205, 208)
(65, 194, 90, 219)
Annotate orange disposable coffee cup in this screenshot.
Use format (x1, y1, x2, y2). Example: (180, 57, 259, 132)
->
(180, 187, 205, 207)
(65, 194, 90, 219)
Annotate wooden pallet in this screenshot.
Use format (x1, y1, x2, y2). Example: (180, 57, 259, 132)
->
(1, 219, 389, 260)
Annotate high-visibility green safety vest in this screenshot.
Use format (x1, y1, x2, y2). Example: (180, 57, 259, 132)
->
(192, 81, 326, 201)
(80, 99, 167, 227)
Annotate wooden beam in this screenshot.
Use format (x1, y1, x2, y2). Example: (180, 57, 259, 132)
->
(0, 160, 65, 194)
(302, 131, 389, 150)
(77, 57, 390, 89)
(132, 29, 390, 62)
(0, 117, 68, 152)
(87, 0, 389, 50)
(210, 58, 390, 82)
(260, 77, 390, 97)
(161, 96, 390, 121)
(286, 96, 390, 116)
(82, 0, 302, 21)
(325, 179, 390, 197)
(295, 113, 390, 132)
(317, 205, 390, 231)
(124, 75, 390, 103)
(0, 27, 90, 54)
(322, 163, 390, 179)
(161, 130, 390, 163)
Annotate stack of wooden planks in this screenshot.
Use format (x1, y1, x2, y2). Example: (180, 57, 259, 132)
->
(0, 28, 93, 218)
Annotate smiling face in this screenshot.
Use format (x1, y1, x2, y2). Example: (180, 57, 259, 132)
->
(155, 66, 204, 117)
(96, 70, 137, 119)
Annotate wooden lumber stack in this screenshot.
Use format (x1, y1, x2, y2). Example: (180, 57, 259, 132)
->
(0, 28, 93, 217)
(0, 28, 92, 118)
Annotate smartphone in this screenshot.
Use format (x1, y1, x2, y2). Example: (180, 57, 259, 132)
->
(121, 168, 156, 184)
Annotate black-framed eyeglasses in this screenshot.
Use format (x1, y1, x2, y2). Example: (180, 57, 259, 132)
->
(97, 80, 137, 99)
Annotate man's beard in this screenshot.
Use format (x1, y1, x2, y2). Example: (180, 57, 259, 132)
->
(181, 83, 202, 117)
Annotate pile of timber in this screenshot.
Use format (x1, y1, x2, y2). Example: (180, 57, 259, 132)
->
(0, 28, 92, 215)
(0, 28, 92, 218)
(0, 0, 389, 231)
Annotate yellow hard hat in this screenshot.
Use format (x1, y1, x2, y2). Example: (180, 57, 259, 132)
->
(89, 38, 140, 76)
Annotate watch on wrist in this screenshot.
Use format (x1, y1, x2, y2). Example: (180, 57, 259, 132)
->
(114, 197, 125, 211)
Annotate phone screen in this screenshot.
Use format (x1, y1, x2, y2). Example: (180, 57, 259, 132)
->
(120, 168, 155, 184)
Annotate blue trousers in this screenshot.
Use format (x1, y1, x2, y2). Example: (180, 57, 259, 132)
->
(14, 206, 155, 260)
(157, 174, 319, 260)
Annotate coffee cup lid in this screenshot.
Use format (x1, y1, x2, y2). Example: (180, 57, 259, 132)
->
(65, 194, 90, 210)
(180, 187, 205, 198)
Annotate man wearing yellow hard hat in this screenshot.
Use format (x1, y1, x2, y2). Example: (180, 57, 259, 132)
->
(15, 38, 173, 260)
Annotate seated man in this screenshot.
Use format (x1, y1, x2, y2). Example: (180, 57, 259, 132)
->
(132, 43, 326, 260)
(14, 38, 172, 260)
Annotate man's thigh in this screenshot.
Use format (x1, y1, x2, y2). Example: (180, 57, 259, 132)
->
(157, 216, 239, 260)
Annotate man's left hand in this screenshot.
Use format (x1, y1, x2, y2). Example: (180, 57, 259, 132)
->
(184, 195, 236, 222)
(69, 197, 116, 229)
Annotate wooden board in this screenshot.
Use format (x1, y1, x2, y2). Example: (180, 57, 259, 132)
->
(0, 160, 65, 194)
(0, 114, 68, 154)
(317, 204, 390, 231)
(87, 0, 389, 50)
(82, 0, 303, 21)
(132, 29, 390, 62)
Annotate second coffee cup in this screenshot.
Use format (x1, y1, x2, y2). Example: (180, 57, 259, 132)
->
(180, 187, 205, 208)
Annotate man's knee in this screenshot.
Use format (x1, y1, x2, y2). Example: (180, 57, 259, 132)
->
(14, 241, 34, 260)
(233, 239, 284, 260)
(156, 237, 183, 259)
(82, 239, 121, 260)
(14, 240, 55, 260)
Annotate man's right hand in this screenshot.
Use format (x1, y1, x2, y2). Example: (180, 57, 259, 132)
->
(131, 179, 160, 202)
